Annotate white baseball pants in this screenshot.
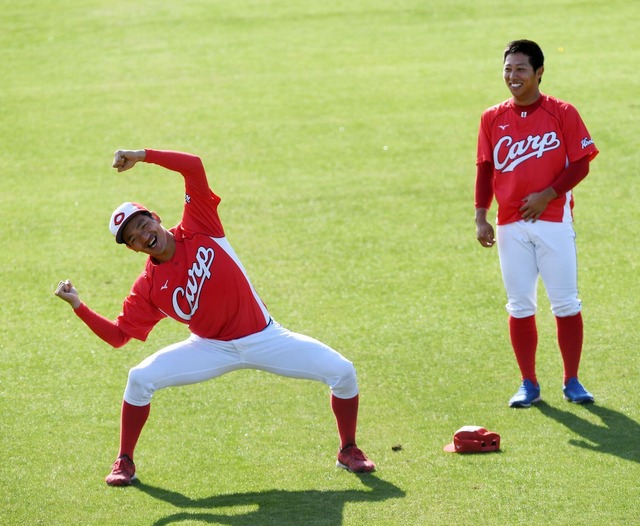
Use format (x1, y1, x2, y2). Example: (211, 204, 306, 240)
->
(123, 320, 359, 406)
(497, 220, 582, 319)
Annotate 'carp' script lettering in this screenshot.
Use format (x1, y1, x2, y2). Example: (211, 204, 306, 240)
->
(493, 132, 561, 173)
(173, 246, 215, 320)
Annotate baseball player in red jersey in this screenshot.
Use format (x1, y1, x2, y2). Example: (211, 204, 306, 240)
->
(474, 40, 599, 408)
(55, 149, 375, 485)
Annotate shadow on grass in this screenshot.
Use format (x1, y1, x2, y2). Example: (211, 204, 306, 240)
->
(134, 473, 406, 526)
(535, 401, 640, 463)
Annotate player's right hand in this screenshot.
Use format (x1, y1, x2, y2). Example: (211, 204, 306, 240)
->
(55, 279, 82, 309)
(112, 149, 146, 172)
(476, 222, 495, 248)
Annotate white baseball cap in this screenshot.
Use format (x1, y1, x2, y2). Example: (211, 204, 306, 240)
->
(109, 202, 152, 244)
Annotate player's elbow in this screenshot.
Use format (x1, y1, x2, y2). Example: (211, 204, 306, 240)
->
(105, 332, 132, 348)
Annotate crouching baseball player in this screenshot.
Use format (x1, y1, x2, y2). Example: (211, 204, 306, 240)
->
(55, 149, 375, 486)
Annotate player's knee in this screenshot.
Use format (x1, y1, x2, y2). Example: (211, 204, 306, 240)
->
(506, 301, 536, 318)
(551, 299, 582, 318)
(331, 360, 358, 398)
(337, 360, 357, 384)
(124, 365, 156, 405)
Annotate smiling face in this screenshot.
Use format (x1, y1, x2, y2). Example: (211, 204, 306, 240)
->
(503, 52, 544, 106)
(121, 213, 175, 262)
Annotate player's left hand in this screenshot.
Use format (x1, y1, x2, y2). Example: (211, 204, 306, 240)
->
(519, 187, 557, 222)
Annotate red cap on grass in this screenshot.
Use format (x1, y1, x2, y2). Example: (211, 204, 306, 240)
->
(443, 426, 501, 453)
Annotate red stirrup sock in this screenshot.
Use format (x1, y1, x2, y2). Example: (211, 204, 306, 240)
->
(331, 394, 359, 449)
(118, 401, 150, 461)
(509, 315, 538, 385)
(556, 312, 584, 384)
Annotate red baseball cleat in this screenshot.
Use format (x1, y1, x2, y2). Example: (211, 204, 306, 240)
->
(105, 455, 136, 486)
(336, 445, 376, 473)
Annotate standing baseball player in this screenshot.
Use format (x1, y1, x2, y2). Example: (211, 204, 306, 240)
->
(474, 40, 599, 408)
(55, 148, 375, 486)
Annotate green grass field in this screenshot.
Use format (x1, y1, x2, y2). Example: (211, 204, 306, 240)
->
(2, 1, 639, 524)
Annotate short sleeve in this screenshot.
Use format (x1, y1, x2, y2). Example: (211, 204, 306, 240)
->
(559, 103, 599, 164)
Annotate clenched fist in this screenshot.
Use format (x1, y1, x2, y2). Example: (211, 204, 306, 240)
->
(55, 279, 82, 309)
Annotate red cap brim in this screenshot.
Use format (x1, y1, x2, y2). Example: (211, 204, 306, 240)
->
(443, 442, 457, 453)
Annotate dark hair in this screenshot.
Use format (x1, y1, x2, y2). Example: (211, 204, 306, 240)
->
(503, 39, 544, 71)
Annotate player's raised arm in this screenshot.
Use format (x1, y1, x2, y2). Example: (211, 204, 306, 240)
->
(143, 150, 206, 180)
(112, 149, 146, 173)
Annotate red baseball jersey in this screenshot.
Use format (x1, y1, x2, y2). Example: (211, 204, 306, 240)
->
(115, 150, 270, 342)
(477, 94, 598, 225)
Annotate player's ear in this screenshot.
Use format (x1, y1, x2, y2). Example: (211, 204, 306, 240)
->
(151, 211, 162, 224)
(536, 65, 544, 84)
